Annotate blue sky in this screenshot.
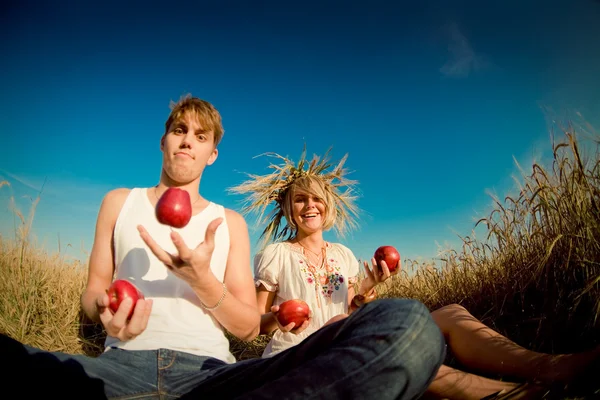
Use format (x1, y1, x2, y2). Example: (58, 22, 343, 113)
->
(1, 0, 599, 266)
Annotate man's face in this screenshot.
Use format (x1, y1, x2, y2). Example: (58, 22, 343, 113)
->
(160, 111, 218, 184)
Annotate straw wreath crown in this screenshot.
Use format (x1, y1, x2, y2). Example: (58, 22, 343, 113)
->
(228, 146, 361, 249)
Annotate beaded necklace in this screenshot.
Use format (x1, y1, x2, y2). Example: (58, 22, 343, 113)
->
(296, 242, 329, 308)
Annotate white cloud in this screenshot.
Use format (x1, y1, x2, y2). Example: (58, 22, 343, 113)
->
(440, 22, 491, 78)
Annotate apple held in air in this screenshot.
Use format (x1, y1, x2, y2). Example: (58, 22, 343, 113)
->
(374, 245, 401, 273)
(277, 299, 310, 328)
(155, 187, 192, 228)
(106, 279, 145, 320)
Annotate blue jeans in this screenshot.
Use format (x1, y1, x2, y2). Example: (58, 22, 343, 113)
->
(2, 299, 445, 399)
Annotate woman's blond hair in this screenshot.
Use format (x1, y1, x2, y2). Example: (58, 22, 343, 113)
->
(229, 146, 361, 249)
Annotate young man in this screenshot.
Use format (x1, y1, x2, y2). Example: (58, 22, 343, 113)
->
(1, 95, 445, 399)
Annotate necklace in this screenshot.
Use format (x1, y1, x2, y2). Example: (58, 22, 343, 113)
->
(154, 186, 202, 206)
(295, 242, 328, 310)
(296, 241, 326, 272)
(297, 241, 325, 257)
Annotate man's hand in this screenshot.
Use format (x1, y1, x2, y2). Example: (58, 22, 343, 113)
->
(96, 291, 153, 341)
(137, 217, 223, 288)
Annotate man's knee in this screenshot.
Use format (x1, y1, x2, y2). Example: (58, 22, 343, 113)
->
(358, 299, 441, 344)
(361, 299, 446, 395)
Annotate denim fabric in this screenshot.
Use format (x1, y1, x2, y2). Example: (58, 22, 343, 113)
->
(2, 298, 445, 400)
(17, 345, 228, 399)
(183, 298, 446, 399)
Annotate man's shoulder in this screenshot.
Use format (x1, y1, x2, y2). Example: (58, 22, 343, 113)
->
(105, 187, 133, 199)
(101, 187, 133, 207)
(223, 207, 248, 226)
(95, 188, 136, 227)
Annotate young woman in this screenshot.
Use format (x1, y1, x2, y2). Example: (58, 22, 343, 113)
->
(230, 149, 599, 400)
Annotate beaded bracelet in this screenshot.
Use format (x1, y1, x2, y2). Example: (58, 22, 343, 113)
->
(350, 287, 377, 311)
(200, 282, 228, 311)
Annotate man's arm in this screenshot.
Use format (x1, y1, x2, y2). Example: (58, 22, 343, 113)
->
(82, 188, 153, 341)
(81, 188, 129, 322)
(209, 209, 260, 341)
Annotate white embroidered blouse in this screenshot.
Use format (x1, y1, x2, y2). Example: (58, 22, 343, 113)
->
(254, 241, 360, 358)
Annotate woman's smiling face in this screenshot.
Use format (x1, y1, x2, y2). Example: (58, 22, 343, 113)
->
(291, 186, 327, 235)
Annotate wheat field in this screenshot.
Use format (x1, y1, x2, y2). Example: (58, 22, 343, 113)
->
(1, 127, 599, 390)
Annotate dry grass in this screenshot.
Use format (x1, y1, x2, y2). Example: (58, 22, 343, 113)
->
(1, 125, 599, 373)
(372, 127, 600, 357)
(0, 182, 105, 356)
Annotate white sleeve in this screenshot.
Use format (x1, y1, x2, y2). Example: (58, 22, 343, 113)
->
(253, 244, 281, 292)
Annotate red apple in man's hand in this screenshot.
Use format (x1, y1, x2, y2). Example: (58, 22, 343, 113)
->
(374, 245, 401, 273)
(106, 279, 145, 320)
(155, 188, 193, 228)
(277, 299, 310, 328)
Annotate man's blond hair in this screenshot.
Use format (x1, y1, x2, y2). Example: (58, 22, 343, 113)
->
(165, 94, 225, 145)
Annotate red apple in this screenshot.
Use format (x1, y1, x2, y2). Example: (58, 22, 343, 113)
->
(277, 299, 310, 328)
(155, 187, 192, 228)
(106, 279, 145, 320)
(374, 245, 401, 273)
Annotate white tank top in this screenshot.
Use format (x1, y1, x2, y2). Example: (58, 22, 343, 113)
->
(104, 187, 235, 363)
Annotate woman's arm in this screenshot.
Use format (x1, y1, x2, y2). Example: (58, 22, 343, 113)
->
(257, 287, 279, 335)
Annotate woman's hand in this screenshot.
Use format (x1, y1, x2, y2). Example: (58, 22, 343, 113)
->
(270, 305, 312, 335)
(358, 257, 399, 295)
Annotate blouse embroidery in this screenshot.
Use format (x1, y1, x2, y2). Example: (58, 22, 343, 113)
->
(296, 243, 346, 307)
(254, 241, 360, 359)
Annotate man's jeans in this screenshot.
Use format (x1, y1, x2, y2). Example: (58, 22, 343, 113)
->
(2, 298, 445, 399)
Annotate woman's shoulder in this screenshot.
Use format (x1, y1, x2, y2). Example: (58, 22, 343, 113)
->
(254, 242, 298, 273)
(258, 241, 295, 257)
(328, 242, 355, 255)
